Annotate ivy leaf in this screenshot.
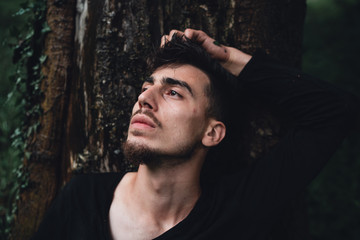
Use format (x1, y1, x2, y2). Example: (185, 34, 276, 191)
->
(41, 22, 51, 33)
(13, 8, 30, 17)
(24, 151, 31, 160)
(25, 29, 34, 40)
(7, 92, 14, 101)
(39, 55, 47, 64)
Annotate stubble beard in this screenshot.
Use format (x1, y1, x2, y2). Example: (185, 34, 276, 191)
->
(122, 139, 200, 170)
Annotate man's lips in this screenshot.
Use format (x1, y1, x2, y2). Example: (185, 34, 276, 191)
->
(130, 114, 156, 128)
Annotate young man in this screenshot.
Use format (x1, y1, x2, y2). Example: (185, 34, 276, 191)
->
(32, 29, 359, 240)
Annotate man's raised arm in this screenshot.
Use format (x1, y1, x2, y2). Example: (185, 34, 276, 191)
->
(162, 28, 252, 76)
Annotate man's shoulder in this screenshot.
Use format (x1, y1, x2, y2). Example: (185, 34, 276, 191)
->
(62, 172, 125, 197)
(69, 172, 125, 185)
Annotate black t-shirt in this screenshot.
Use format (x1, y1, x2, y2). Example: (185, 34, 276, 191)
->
(32, 52, 359, 240)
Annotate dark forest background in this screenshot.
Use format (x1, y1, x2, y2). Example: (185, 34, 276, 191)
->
(0, 0, 359, 239)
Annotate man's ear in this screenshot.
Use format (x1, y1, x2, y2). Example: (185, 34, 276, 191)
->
(202, 120, 226, 147)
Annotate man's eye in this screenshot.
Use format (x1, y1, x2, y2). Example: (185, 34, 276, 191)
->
(141, 87, 148, 92)
(170, 90, 178, 96)
(168, 90, 182, 98)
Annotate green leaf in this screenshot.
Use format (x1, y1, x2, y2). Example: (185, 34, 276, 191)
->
(39, 55, 47, 64)
(25, 29, 34, 40)
(13, 8, 30, 17)
(7, 91, 14, 100)
(24, 151, 31, 160)
(41, 22, 51, 33)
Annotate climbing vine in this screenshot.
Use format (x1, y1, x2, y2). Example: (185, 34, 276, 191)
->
(0, 0, 49, 238)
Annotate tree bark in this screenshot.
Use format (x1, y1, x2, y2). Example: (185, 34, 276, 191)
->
(12, 1, 76, 239)
(13, 0, 307, 239)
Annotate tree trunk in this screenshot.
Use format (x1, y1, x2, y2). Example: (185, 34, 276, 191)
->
(12, 0, 76, 239)
(13, 0, 307, 239)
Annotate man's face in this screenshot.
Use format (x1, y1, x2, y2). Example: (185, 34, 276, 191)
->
(125, 64, 212, 166)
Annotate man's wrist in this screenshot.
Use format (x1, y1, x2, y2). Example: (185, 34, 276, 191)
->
(222, 47, 252, 76)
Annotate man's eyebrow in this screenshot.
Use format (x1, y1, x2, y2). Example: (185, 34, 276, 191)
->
(162, 77, 193, 96)
(144, 76, 154, 83)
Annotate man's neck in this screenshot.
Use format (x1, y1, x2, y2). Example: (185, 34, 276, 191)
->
(109, 149, 207, 239)
(133, 161, 202, 226)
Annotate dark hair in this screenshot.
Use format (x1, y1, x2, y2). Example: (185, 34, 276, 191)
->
(148, 34, 247, 182)
(148, 34, 238, 125)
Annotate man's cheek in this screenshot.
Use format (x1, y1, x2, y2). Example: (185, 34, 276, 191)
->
(131, 102, 139, 114)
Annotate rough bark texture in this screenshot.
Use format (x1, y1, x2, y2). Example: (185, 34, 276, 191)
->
(13, 0, 308, 239)
(12, 0, 76, 239)
(65, 0, 151, 176)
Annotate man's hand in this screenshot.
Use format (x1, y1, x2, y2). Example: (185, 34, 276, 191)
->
(161, 28, 252, 76)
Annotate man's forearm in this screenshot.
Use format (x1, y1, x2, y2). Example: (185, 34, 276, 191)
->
(222, 46, 252, 76)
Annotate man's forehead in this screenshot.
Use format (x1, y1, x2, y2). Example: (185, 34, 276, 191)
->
(149, 64, 210, 88)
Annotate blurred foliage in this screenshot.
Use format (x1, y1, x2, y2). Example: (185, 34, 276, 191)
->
(0, 1, 27, 237)
(0, 0, 359, 239)
(0, 0, 47, 238)
(303, 0, 360, 239)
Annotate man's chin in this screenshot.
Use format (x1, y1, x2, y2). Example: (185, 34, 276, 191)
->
(122, 141, 155, 167)
(122, 140, 195, 169)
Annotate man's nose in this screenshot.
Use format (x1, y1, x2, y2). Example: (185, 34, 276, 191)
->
(137, 87, 158, 111)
